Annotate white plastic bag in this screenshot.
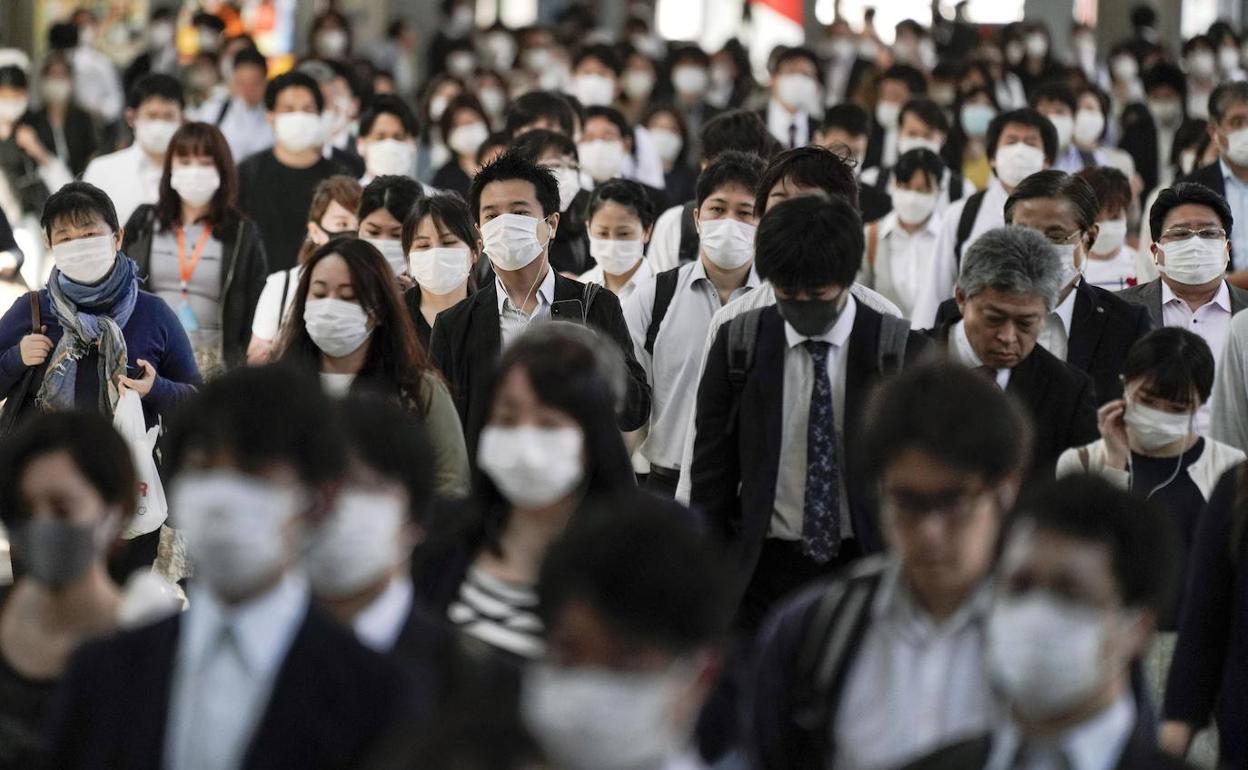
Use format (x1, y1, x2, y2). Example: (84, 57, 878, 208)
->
(112, 389, 168, 538)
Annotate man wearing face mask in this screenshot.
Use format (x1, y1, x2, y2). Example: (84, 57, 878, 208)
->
(296, 60, 366, 179)
(863, 64, 928, 172)
(1031, 82, 1101, 173)
(1119, 63, 1190, 197)
(49, 365, 409, 769)
(429, 151, 650, 452)
(761, 47, 823, 150)
(901, 475, 1191, 770)
(82, 74, 185, 226)
(511, 129, 592, 275)
(1183, 81, 1248, 287)
(862, 99, 967, 217)
(195, 47, 274, 164)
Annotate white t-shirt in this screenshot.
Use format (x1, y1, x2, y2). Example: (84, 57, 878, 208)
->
(251, 267, 303, 342)
(1083, 246, 1138, 292)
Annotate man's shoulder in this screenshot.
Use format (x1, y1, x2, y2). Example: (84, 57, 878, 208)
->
(1082, 281, 1150, 321)
(1114, 278, 1158, 304)
(82, 145, 136, 177)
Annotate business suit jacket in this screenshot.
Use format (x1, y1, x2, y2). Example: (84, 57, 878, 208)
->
(897, 726, 1196, 770)
(1183, 159, 1227, 198)
(26, 106, 98, 177)
(1117, 276, 1248, 329)
(48, 603, 409, 770)
(690, 304, 929, 596)
(428, 272, 651, 453)
(934, 280, 1154, 404)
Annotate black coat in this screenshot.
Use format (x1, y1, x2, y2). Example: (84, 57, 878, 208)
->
(897, 728, 1196, 770)
(26, 106, 97, 178)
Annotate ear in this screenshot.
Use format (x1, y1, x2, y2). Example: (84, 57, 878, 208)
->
(1151, 241, 1163, 264)
(124, 107, 136, 130)
(1207, 119, 1220, 144)
(1120, 608, 1158, 661)
(642, 223, 654, 245)
(356, 137, 367, 157)
(1083, 223, 1098, 256)
(692, 206, 701, 234)
(113, 228, 125, 252)
(954, 285, 968, 314)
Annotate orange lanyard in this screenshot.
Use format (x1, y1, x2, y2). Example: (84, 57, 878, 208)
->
(174, 225, 211, 297)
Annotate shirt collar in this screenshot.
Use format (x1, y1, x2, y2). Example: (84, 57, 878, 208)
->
(783, 293, 857, 348)
(183, 572, 309, 679)
(593, 257, 654, 293)
(985, 174, 1009, 205)
(872, 560, 994, 642)
(689, 257, 761, 293)
(878, 210, 942, 239)
(1161, 277, 1232, 312)
(993, 695, 1135, 770)
(767, 98, 807, 133)
(1219, 158, 1248, 188)
(952, 319, 984, 367)
(352, 576, 414, 652)
(495, 264, 557, 315)
(1053, 281, 1080, 336)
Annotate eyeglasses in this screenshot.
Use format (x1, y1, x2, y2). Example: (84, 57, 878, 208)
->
(880, 486, 993, 528)
(1158, 227, 1227, 242)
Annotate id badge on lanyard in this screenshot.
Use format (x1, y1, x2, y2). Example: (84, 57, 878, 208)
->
(175, 225, 211, 333)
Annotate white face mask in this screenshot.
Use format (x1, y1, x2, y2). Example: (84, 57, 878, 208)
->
(699, 218, 756, 270)
(446, 51, 477, 79)
(875, 100, 901, 130)
(1052, 241, 1082, 286)
(274, 111, 323, 153)
(578, 140, 626, 182)
(621, 70, 655, 100)
(572, 73, 616, 107)
(1156, 236, 1228, 285)
(447, 121, 489, 156)
(304, 297, 372, 357)
(672, 66, 709, 96)
(170, 166, 221, 207)
(1092, 218, 1127, 256)
(649, 128, 683, 163)
(52, 234, 117, 284)
(477, 425, 584, 509)
(482, 213, 550, 271)
(1189, 51, 1216, 78)
(302, 489, 406, 599)
(521, 662, 686, 770)
(1148, 99, 1183, 128)
(1221, 46, 1241, 72)
(523, 48, 553, 72)
(410, 246, 471, 295)
(172, 470, 304, 600)
(897, 135, 942, 156)
(478, 86, 506, 116)
(364, 138, 416, 177)
(589, 237, 644, 275)
(993, 142, 1046, 187)
(134, 118, 180, 154)
(317, 29, 349, 58)
(1224, 127, 1248, 166)
(553, 167, 582, 212)
(41, 78, 72, 105)
(1124, 399, 1194, 451)
(1047, 113, 1074, 149)
(364, 237, 408, 276)
(890, 189, 939, 226)
(775, 73, 819, 113)
(483, 34, 516, 70)
(1111, 56, 1139, 81)
(1073, 109, 1105, 146)
(0, 97, 27, 124)
(429, 94, 450, 122)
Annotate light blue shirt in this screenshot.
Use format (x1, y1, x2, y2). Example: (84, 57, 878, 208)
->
(1220, 160, 1248, 271)
(984, 695, 1135, 770)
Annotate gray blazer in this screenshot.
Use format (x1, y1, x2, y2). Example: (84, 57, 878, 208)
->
(1116, 278, 1248, 328)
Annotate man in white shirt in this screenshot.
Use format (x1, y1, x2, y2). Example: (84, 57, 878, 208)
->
(863, 63, 927, 171)
(60, 14, 124, 125)
(860, 99, 966, 217)
(82, 73, 184, 226)
(196, 47, 274, 163)
(764, 47, 822, 150)
(1031, 82, 1101, 173)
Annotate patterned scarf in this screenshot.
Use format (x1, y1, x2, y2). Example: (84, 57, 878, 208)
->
(37, 255, 140, 416)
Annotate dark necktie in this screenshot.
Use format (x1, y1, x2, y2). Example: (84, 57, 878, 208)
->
(802, 340, 841, 564)
(789, 120, 798, 149)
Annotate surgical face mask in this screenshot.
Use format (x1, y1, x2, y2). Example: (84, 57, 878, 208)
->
(1125, 399, 1194, 450)
(672, 65, 709, 96)
(40, 78, 72, 105)
(986, 592, 1113, 720)
(0, 97, 27, 124)
(523, 47, 553, 71)
(170, 165, 221, 207)
(317, 29, 349, 59)
(429, 94, 450, 122)
(776, 73, 819, 113)
(830, 37, 856, 61)
(448, 121, 489, 156)
(482, 213, 549, 271)
(589, 237, 644, 275)
(304, 297, 373, 357)
(52, 234, 117, 284)
(1047, 113, 1074, 149)
(447, 51, 477, 79)
(478, 86, 506, 116)
(364, 138, 416, 177)
(477, 425, 584, 509)
(875, 100, 901, 130)
(891, 188, 939, 225)
(410, 246, 471, 295)
(521, 662, 686, 770)
(1111, 55, 1139, 81)
(578, 139, 626, 182)
(897, 135, 942, 156)
(621, 70, 655, 100)
(931, 85, 956, 108)
(1224, 127, 1248, 166)
(483, 33, 516, 70)
(1073, 109, 1105, 146)
(777, 296, 843, 337)
(1188, 92, 1210, 121)
(303, 489, 406, 599)
(960, 103, 996, 138)
(553, 167, 582, 212)
(149, 22, 175, 48)
(1025, 33, 1049, 58)
(274, 111, 323, 153)
(1053, 241, 1082, 286)
(15, 517, 113, 589)
(1221, 46, 1241, 72)
(1189, 51, 1216, 78)
(197, 29, 219, 52)
(1157, 236, 1228, 285)
(699, 218, 756, 270)
(1180, 149, 1199, 176)
(364, 237, 408, 276)
(572, 73, 616, 107)
(1147, 99, 1183, 128)
(649, 128, 683, 163)
(134, 118, 180, 155)
(993, 142, 1046, 187)
(1092, 218, 1127, 256)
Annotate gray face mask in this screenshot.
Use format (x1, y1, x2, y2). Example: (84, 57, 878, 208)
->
(14, 518, 107, 589)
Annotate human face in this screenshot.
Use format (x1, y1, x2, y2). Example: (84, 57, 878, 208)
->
(270, 84, 320, 117)
(48, 211, 121, 251)
(773, 284, 845, 302)
(1077, 92, 1102, 114)
(478, 178, 557, 238)
(489, 365, 580, 431)
(132, 95, 182, 126)
(172, 152, 215, 171)
(956, 286, 1047, 369)
(19, 450, 117, 530)
(232, 63, 266, 107)
(536, 151, 580, 177)
(583, 115, 627, 148)
(899, 111, 944, 147)
(549, 600, 680, 672)
(774, 56, 818, 80)
(1149, 203, 1231, 277)
(1212, 99, 1248, 155)
(358, 112, 410, 143)
(1008, 196, 1093, 273)
(647, 111, 681, 136)
(308, 254, 358, 302)
(309, 199, 358, 245)
(695, 183, 756, 225)
(763, 177, 822, 215)
(359, 207, 404, 241)
(994, 121, 1046, 157)
(878, 78, 911, 108)
(1124, 376, 1200, 414)
(573, 56, 615, 80)
(1035, 97, 1073, 122)
(588, 200, 651, 244)
(409, 213, 474, 253)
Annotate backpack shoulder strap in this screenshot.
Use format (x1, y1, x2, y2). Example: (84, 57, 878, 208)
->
(876, 313, 910, 375)
(948, 171, 966, 203)
(954, 190, 987, 267)
(677, 200, 700, 265)
(644, 266, 681, 355)
(726, 308, 765, 385)
(581, 281, 600, 323)
(28, 291, 39, 332)
(875, 166, 891, 191)
(866, 222, 880, 270)
(214, 97, 232, 127)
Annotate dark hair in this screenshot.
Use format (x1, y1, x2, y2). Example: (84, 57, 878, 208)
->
(699, 109, 777, 164)
(1149, 182, 1234, 241)
(864, 360, 1032, 484)
(0, 411, 138, 529)
(401, 192, 480, 257)
(587, 178, 656, 230)
(504, 90, 577, 138)
(1004, 169, 1099, 236)
(165, 364, 345, 484)
(1011, 475, 1180, 614)
(127, 72, 184, 111)
(893, 148, 945, 188)
(336, 395, 434, 524)
(1076, 166, 1132, 217)
(0, 65, 28, 91)
(192, 10, 226, 33)
(755, 194, 861, 292)
(755, 145, 857, 217)
(986, 108, 1058, 163)
(572, 43, 622, 75)
(1130, 4, 1157, 29)
(509, 128, 578, 163)
(47, 22, 79, 51)
(468, 150, 561, 222)
(1028, 80, 1078, 114)
(879, 63, 928, 96)
(538, 496, 730, 653)
(642, 103, 690, 165)
(264, 70, 325, 113)
(439, 93, 489, 145)
(1209, 80, 1248, 125)
(669, 44, 710, 69)
(231, 46, 268, 76)
(1123, 327, 1215, 407)
(155, 122, 241, 236)
(40, 181, 119, 240)
(1143, 62, 1187, 102)
(771, 46, 822, 83)
(585, 105, 635, 151)
(478, 131, 512, 166)
(696, 150, 765, 208)
(358, 174, 423, 225)
(359, 93, 419, 138)
(820, 103, 870, 137)
(899, 97, 950, 135)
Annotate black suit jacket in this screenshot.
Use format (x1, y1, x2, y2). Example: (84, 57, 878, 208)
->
(26, 106, 97, 177)
(690, 304, 928, 596)
(899, 725, 1196, 770)
(933, 280, 1153, 405)
(1184, 159, 1226, 198)
(48, 602, 408, 770)
(428, 272, 651, 453)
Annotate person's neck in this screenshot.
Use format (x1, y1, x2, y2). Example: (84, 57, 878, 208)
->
(319, 567, 402, 624)
(47, 102, 67, 124)
(1017, 680, 1126, 740)
(1130, 431, 1199, 458)
(999, 177, 1016, 194)
(700, 255, 751, 305)
(1088, 247, 1119, 261)
(604, 260, 643, 293)
(321, 339, 370, 374)
(498, 496, 578, 581)
(1164, 274, 1223, 311)
(897, 216, 929, 235)
(1222, 153, 1248, 182)
(180, 200, 211, 226)
(907, 573, 978, 622)
(497, 257, 550, 316)
(143, 148, 165, 168)
(274, 143, 323, 169)
(421, 284, 468, 316)
(661, 158, 674, 172)
(26, 565, 121, 632)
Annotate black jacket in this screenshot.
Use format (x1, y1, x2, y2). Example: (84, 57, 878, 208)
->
(897, 727, 1195, 770)
(26, 106, 97, 177)
(1184, 159, 1226, 198)
(1118, 277, 1248, 328)
(122, 205, 269, 368)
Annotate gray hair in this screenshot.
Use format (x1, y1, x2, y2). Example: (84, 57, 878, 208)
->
(957, 225, 1062, 310)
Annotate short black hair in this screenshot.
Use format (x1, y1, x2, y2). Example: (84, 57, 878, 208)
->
(401, 192, 480, 257)
(1028, 80, 1078, 114)
(509, 128, 578, 163)
(699, 109, 777, 164)
(771, 46, 822, 82)
(585, 105, 634, 148)
(192, 10, 226, 32)
(1076, 165, 1132, 217)
(359, 93, 419, 137)
(0, 66, 28, 90)
(439, 93, 489, 144)
(468, 150, 561, 222)
(1181, 34, 1213, 57)
(986, 107, 1058, 162)
(695, 150, 766, 208)
(1011, 475, 1180, 615)
(1130, 4, 1157, 28)
(504, 90, 577, 138)
(820, 103, 870, 137)
(893, 148, 945, 187)
(47, 21, 79, 50)
(879, 63, 928, 96)
(1004, 169, 1099, 234)
(755, 194, 861, 293)
(1143, 62, 1187, 101)
(127, 72, 184, 111)
(572, 43, 621, 75)
(1123, 327, 1215, 407)
(864, 360, 1032, 484)
(587, 178, 656, 230)
(899, 97, 950, 134)
(264, 70, 325, 112)
(231, 46, 267, 75)
(358, 174, 423, 224)
(336, 394, 434, 524)
(40, 181, 119, 240)
(1149, 181, 1234, 241)
(755, 145, 858, 217)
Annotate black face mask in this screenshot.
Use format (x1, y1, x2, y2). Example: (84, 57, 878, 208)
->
(776, 294, 844, 338)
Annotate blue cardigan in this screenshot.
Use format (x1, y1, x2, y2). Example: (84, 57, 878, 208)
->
(0, 289, 201, 426)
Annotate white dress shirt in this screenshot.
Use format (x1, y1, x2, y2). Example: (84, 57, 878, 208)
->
(647, 204, 686, 273)
(771, 296, 856, 540)
(71, 46, 124, 122)
(860, 211, 943, 319)
(352, 576, 414, 652)
(496, 266, 556, 349)
(834, 564, 998, 770)
(623, 259, 759, 470)
(578, 257, 654, 303)
(197, 95, 275, 163)
(165, 573, 309, 770)
(984, 696, 1135, 770)
(1163, 280, 1233, 435)
(1037, 283, 1079, 362)
(950, 320, 1011, 389)
(767, 99, 810, 149)
(82, 144, 163, 226)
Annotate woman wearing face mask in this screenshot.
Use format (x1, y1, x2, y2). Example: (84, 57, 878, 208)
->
(643, 105, 697, 205)
(510, 129, 592, 276)
(248, 175, 361, 364)
(950, 86, 1000, 191)
(415, 323, 637, 660)
(1076, 166, 1139, 291)
(275, 237, 469, 499)
(355, 95, 421, 185)
(860, 149, 943, 318)
(431, 95, 492, 199)
(0, 66, 73, 242)
(618, 50, 657, 125)
(121, 123, 265, 375)
(26, 53, 96, 178)
(358, 174, 425, 287)
(309, 11, 352, 61)
(417, 75, 465, 182)
(578, 179, 655, 300)
(402, 194, 479, 348)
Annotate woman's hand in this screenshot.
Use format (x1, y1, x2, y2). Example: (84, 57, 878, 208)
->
(119, 359, 157, 398)
(14, 125, 50, 166)
(19, 326, 52, 366)
(1098, 398, 1130, 469)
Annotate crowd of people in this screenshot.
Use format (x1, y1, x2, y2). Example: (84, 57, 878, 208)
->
(6, 1, 1248, 768)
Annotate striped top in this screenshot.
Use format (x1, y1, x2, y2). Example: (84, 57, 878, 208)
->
(447, 566, 545, 660)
